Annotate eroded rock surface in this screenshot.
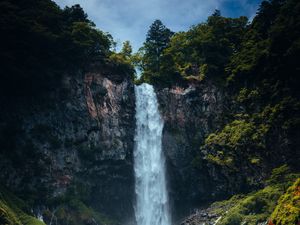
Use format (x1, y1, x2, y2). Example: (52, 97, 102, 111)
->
(155, 81, 226, 218)
(0, 70, 136, 222)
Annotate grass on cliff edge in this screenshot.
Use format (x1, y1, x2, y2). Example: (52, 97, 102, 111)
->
(270, 178, 300, 225)
(0, 186, 45, 225)
(211, 165, 299, 225)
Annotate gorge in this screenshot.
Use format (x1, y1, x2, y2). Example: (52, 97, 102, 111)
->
(0, 0, 299, 225)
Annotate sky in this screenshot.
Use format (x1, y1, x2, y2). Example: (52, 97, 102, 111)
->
(54, 0, 262, 51)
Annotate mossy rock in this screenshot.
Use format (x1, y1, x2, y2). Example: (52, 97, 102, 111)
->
(43, 198, 116, 225)
(270, 178, 300, 225)
(0, 186, 45, 225)
(212, 167, 300, 225)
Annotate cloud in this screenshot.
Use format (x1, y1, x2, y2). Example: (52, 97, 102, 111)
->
(53, 0, 261, 51)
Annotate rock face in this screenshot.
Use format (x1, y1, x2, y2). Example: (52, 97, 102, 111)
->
(0, 69, 136, 223)
(155, 82, 226, 219)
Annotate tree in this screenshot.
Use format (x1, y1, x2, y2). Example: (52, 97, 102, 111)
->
(121, 40, 132, 58)
(143, 20, 174, 74)
(156, 11, 248, 83)
(63, 4, 94, 25)
(0, 0, 118, 97)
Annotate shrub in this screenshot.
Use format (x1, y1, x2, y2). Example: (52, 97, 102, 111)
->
(270, 178, 300, 225)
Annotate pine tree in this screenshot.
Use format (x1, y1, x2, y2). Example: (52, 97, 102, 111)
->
(143, 20, 173, 74)
(121, 40, 132, 58)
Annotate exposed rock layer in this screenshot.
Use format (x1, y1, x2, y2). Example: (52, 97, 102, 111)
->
(155, 82, 226, 219)
(0, 70, 136, 223)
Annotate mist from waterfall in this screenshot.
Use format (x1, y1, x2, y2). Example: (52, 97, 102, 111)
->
(134, 83, 171, 225)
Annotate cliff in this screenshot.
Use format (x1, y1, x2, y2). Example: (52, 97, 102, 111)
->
(156, 82, 225, 212)
(155, 79, 299, 223)
(0, 69, 136, 224)
(1, 0, 299, 224)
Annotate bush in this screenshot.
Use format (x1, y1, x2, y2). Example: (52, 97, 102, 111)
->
(217, 167, 300, 225)
(270, 178, 300, 225)
(0, 186, 45, 225)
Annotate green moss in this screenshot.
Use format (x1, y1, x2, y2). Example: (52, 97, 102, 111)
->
(0, 186, 45, 225)
(203, 119, 268, 168)
(211, 194, 245, 215)
(266, 165, 291, 185)
(236, 88, 260, 103)
(208, 167, 300, 225)
(218, 185, 282, 225)
(44, 198, 115, 225)
(202, 95, 300, 171)
(204, 120, 263, 149)
(270, 178, 300, 225)
(206, 153, 234, 167)
(248, 156, 260, 164)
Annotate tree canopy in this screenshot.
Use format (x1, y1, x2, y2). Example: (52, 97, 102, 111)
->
(137, 20, 174, 84)
(0, 0, 133, 97)
(137, 12, 248, 86)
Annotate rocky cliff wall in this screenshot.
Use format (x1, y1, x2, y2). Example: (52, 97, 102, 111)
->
(0, 70, 136, 223)
(156, 80, 298, 222)
(156, 82, 227, 218)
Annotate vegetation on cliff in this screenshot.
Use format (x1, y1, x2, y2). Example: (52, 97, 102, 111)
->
(137, 0, 299, 222)
(137, 0, 299, 91)
(193, 166, 299, 225)
(136, 10, 248, 86)
(0, 186, 45, 225)
(0, 0, 299, 224)
(0, 1, 134, 224)
(201, 0, 300, 183)
(270, 178, 300, 224)
(0, 0, 134, 97)
(138, 0, 300, 185)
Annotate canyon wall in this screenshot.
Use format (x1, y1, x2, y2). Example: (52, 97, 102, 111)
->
(0, 69, 136, 223)
(156, 82, 226, 218)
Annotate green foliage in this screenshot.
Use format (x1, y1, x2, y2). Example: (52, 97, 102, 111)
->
(227, 0, 300, 90)
(203, 119, 267, 168)
(219, 186, 281, 224)
(0, 186, 45, 225)
(63, 4, 91, 25)
(70, 21, 111, 60)
(266, 165, 291, 185)
(41, 180, 115, 225)
(236, 88, 260, 103)
(202, 92, 300, 170)
(270, 178, 300, 225)
(0, 0, 131, 97)
(137, 20, 175, 85)
(214, 167, 300, 225)
(143, 20, 174, 73)
(205, 120, 259, 148)
(45, 199, 115, 225)
(138, 11, 248, 86)
(121, 40, 133, 58)
(109, 52, 135, 78)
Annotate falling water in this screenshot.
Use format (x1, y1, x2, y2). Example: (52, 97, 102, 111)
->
(134, 83, 171, 225)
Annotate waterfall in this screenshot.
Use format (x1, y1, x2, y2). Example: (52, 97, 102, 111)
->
(134, 83, 171, 225)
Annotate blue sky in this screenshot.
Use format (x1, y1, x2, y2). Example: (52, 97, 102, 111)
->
(54, 0, 262, 51)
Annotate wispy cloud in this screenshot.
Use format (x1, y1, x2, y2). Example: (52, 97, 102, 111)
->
(53, 0, 261, 51)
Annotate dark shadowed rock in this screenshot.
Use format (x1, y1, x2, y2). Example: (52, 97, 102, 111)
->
(0, 69, 136, 223)
(155, 81, 226, 220)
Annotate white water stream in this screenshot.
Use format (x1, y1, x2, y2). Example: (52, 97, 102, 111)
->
(134, 83, 171, 225)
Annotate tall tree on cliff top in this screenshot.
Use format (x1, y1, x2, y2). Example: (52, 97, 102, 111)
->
(121, 40, 132, 58)
(143, 20, 174, 75)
